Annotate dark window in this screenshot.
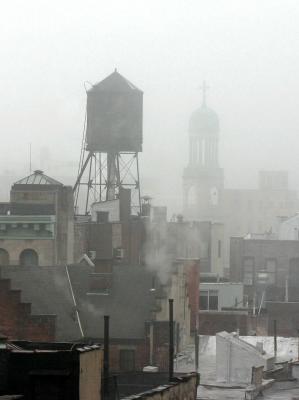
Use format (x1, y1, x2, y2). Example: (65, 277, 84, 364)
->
(243, 257, 254, 285)
(119, 349, 135, 371)
(218, 240, 221, 258)
(20, 249, 38, 266)
(200, 290, 218, 311)
(88, 273, 111, 295)
(209, 290, 218, 310)
(256, 259, 276, 285)
(264, 259, 276, 285)
(200, 291, 209, 310)
(96, 211, 109, 223)
(0, 249, 9, 265)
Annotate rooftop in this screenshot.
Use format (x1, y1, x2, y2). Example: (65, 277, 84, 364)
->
(90, 70, 142, 93)
(14, 170, 62, 186)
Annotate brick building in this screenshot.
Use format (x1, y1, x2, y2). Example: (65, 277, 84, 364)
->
(0, 276, 55, 341)
(198, 281, 248, 335)
(0, 175, 201, 371)
(230, 236, 299, 303)
(230, 235, 299, 335)
(0, 259, 199, 373)
(74, 188, 144, 267)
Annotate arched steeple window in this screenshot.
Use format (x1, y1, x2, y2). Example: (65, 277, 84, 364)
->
(188, 186, 197, 206)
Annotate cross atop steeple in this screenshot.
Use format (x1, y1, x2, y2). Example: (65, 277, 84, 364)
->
(199, 80, 209, 106)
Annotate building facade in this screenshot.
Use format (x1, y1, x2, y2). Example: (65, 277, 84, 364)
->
(182, 89, 299, 275)
(230, 236, 299, 303)
(0, 170, 74, 266)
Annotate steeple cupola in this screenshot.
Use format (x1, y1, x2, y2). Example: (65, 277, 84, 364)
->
(188, 81, 219, 167)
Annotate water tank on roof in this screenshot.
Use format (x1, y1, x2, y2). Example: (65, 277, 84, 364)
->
(86, 70, 143, 153)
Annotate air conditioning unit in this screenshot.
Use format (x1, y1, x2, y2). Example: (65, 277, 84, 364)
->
(88, 250, 97, 261)
(114, 248, 125, 259)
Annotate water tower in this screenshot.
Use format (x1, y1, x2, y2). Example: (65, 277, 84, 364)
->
(73, 70, 143, 214)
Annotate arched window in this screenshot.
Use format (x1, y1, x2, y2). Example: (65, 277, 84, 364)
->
(188, 186, 197, 207)
(0, 249, 9, 266)
(20, 249, 39, 267)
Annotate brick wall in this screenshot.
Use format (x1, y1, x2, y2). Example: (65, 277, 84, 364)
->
(266, 301, 299, 337)
(107, 338, 170, 373)
(109, 341, 148, 372)
(185, 260, 200, 334)
(198, 311, 248, 335)
(120, 373, 198, 400)
(0, 278, 56, 341)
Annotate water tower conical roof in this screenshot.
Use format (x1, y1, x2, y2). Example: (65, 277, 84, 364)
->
(89, 70, 142, 93)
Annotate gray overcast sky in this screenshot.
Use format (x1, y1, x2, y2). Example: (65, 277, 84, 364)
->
(1, 0, 299, 211)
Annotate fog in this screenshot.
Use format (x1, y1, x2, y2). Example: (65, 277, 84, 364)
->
(1, 0, 299, 213)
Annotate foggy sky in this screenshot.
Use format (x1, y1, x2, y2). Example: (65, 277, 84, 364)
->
(1, 0, 299, 212)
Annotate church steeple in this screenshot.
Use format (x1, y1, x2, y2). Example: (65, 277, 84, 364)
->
(183, 83, 224, 222)
(188, 83, 219, 168)
(200, 80, 209, 107)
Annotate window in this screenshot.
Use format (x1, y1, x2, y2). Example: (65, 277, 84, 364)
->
(87, 273, 111, 295)
(200, 289, 218, 311)
(200, 290, 208, 310)
(188, 186, 197, 206)
(19, 249, 38, 266)
(265, 259, 276, 285)
(0, 249, 9, 265)
(256, 259, 276, 285)
(96, 211, 109, 223)
(209, 290, 218, 310)
(218, 240, 221, 258)
(119, 349, 135, 371)
(243, 257, 254, 285)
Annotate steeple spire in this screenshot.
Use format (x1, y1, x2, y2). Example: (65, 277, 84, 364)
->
(200, 80, 209, 107)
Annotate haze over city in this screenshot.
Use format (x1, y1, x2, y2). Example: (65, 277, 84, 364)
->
(2, 2, 299, 399)
(1, 0, 299, 212)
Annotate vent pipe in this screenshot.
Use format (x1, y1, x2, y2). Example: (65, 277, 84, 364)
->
(169, 299, 174, 382)
(104, 315, 110, 398)
(274, 320, 277, 358)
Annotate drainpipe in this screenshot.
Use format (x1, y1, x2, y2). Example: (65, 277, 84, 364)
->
(149, 322, 154, 365)
(273, 320, 277, 358)
(169, 299, 174, 382)
(227, 341, 232, 383)
(285, 275, 289, 302)
(253, 292, 256, 315)
(195, 329, 199, 372)
(104, 315, 110, 399)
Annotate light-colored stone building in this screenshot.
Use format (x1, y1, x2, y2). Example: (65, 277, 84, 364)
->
(0, 170, 74, 266)
(199, 282, 244, 312)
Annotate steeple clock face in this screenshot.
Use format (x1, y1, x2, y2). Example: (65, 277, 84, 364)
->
(210, 186, 218, 206)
